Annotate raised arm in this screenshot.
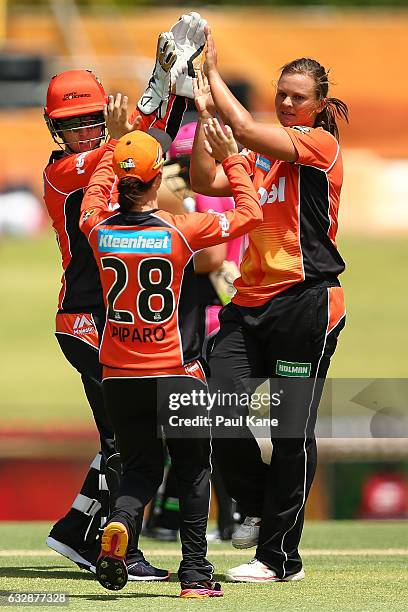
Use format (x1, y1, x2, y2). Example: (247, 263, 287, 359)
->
(132, 14, 207, 152)
(171, 118, 262, 250)
(80, 94, 140, 238)
(204, 27, 297, 162)
(190, 69, 232, 196)
(79, 141, 117, 239)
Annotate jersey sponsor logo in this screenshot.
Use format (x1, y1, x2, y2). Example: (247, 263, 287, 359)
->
(255, 155, 271, 173)
(73, 314, 95, 336)
(185, 361, 200, 374)
(208, 210, 230, 237)
(239, 148, 251, 157)
(82, 208, 95, 222)
(258, 177, 286, 205)
(111, 324, 166, 343)
(63, 91, 91, 101)
(276, 360, 311, 377)
(76, 151, 89, 175)
(98, 229, 172, 253)
(292, 125, 311, 134)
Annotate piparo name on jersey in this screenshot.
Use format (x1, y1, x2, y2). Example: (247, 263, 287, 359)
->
(111, 324, 166, 343)
(98, 229, 172, 253)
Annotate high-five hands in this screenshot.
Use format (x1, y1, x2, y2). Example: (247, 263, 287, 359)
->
(203, 24, 218, 77)
(203, 117, 238, 162)
(137, 12, 207, 119)
(137, 32, 177, 119)
(105, 93, 142, 140)
(170, 11, 207, 98)
(192, 69, 215, 118)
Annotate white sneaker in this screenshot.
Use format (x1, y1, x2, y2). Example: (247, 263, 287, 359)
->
(225, 558, 305, 583)
(232, 516, 261, 549)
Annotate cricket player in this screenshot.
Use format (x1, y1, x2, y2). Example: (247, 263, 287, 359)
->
(79, 115, 262, 597)
(42, 12, 206, 579)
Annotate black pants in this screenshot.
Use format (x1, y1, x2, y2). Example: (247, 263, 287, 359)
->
(55, 313, 142, 560)
(143, 302, 239, 538)
(103, 376, 213, 583)
(209, 281, 345, 578)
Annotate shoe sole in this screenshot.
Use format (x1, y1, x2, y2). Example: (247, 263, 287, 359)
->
(225, 569, 305, 583)
(281, 569, 305, 582)
(180, 589, 224, 598)
(231, 540, 258, 549)
(100, 522, 128, 558)
(127, 572, 170, 582)
(45, 536, 92, 570)
(96, 522, 129, 591)
(96, 556, 128, 591)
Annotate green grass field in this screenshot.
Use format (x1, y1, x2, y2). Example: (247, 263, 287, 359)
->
(1, 235, 407, 609)
(0, 232, 407, 426)
(0, 521, 407, 611)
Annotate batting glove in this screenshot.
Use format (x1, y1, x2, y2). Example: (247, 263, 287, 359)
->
(170, 11, 207, 98)
(137, 31, 177, 119)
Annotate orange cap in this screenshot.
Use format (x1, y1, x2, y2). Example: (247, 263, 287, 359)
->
(45, 69, 106, 119)
(112, 131, 164, 183)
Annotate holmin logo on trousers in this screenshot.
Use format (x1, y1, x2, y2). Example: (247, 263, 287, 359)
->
(276, 360, 311, 377)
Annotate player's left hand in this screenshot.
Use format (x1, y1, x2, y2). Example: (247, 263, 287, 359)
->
(170, 11, 207, 98)
(105, 93, 142, 140)
(203, 117, 238, 161)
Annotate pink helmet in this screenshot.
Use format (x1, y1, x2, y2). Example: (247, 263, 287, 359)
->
(168, 122, 197, 160)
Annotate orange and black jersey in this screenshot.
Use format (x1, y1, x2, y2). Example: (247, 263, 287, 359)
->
(43, 96, 187, 313)
(235, 126, 345, 306)
(80, 143, 262, 375)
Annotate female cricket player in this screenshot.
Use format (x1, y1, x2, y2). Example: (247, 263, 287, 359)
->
(79, 110, 262, 597)
(190, 30, 348, 583)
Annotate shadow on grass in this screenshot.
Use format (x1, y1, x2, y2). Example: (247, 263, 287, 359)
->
(70, 577, 225, 602)
(0, 563, 225, 601)
(71, 593, 180, 600)
(0, 566, 93, 580)
(0, 589, 179, 602)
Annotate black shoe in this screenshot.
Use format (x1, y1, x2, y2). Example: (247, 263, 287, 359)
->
(127, 559, 170, 582)
(180, 580, 224, 598)
(46, 535, 98, 570)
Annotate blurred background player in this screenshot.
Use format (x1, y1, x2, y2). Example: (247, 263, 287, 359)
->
(143, 122, 244, 543)
(42, 12, 207, 580)
(79, 113, 262, 597)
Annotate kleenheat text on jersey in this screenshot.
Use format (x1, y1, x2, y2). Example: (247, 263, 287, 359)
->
(97, 229, 172, 253)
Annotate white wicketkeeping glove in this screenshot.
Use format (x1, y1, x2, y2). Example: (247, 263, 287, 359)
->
(170, 12, 207, 98)
(137, 32, 177, 119)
